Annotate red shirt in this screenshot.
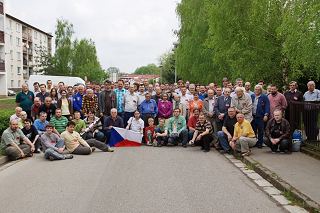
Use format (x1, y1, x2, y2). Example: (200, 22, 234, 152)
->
(144, 126, 155, 143)
(187, 116, 199, 129)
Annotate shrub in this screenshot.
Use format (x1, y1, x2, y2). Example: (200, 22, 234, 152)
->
(0, 109, 13, 137)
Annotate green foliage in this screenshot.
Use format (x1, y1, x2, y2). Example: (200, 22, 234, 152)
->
(159, 51, 178, 83)
(134, 64, 160, 75)
(44, 19, 107, 82)
(0, 109, 13, 137)
(175, 0, 320, 86)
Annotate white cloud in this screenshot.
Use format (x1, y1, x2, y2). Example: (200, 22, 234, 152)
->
(5, 0, 180, 73)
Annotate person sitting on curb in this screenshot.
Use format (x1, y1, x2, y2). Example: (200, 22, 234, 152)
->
(1, 120, 35, 161)
(61, 121, 114, 155)
(189, 113, 213, 152)
(217, 107, 237, 154)
(167, 108, 188, 147)
(230, 113, 257, 156)
(40, 124, 73, 161)
(155, 118, 168, 147)
(265, 109, 291, 154)
(34, 112, 49, 135)
(22, 119, 41, 153)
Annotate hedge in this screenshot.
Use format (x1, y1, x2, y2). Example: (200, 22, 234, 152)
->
(0, 109, 14, 154)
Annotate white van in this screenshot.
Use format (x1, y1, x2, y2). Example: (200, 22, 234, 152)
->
(28, 75, 85, 90)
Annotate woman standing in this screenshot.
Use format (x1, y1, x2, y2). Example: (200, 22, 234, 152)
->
(57, 90, 73, 120)
(158, 93, 173, 121)
(50, 88, 59, 107)
(188, 93, 203, 118)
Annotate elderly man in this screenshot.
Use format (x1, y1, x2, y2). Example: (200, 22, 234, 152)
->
(303, 81, 320, 140)
(268, 84, 287, 118)
(245, 82, 254, 96)
(203, 89, 216, 128)
(217, 107, 237, 154)
(81, 89, 98, 116)
(39, 97, 57, 121)
(230, 113, 256, 156)
(103, 108, 124, 142)
(215, 88, 232, 131)
(137, 84, 146, 106)
(61, 121, 113, 155)
(265, 110, 291, 153)
(139, 93, 158, 125)
(114, 79, 127, 118)
(73, 84, 85, 115)
(167, 108, 188, 147)
(10, 107, 22, 122)
(31, 97, 42, 121)
(99, 80, 117, 117)
(123, 84, 139, 125)
(16, 83, 35, 119)
(251, 84, 270, 148)
(33, 112, 49, 135)
(36, 84, 49, 103)
(231, 87, 253, 122)
(152, 86, 162, 104)
(1, 120, 35, 161)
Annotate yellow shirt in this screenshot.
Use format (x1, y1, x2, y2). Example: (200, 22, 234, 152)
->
(234, 120, 255, 138)
(61, 131, 90, 152)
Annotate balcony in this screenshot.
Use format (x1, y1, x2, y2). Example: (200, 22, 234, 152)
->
(0, 62, 4, 71)
(28, 49, 33, 55)
(22, 32, 28, 40)
(23, 59, 28, 66)
(23, 46, 27, 53)
(0, 2, 3, 15)
(0, 31, 4, 44)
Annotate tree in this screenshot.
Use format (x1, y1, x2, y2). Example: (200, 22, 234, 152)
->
(159, 51, 178, 83)
(134, 64, 160, 75)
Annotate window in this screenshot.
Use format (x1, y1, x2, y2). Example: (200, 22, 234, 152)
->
(9, 35, 12, 45)
(11, 80, 14, 88)
(18, 80, 21, 87)
(9, 20, 12, 30)
(17, 67, 21, 75)
(16, 52, 21, 61)
(16, 23, 20, 32)
(10, 65, 13, 73)
(16, 37, 20, 46)
(10, 50, 13, 60)
(34, 31, 37, 39)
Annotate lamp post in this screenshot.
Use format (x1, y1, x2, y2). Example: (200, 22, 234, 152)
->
(159, 64, 163, 84)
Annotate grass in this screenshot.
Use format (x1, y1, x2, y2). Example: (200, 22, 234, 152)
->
(0, 98, 16, 111)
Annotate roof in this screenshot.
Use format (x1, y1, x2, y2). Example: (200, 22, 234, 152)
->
(5, 13, 53, 38)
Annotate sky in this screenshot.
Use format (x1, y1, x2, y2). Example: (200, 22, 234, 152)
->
(6, 0, 180, 73)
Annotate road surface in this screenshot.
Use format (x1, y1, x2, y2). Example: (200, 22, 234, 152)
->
(0, 147, 284, 213)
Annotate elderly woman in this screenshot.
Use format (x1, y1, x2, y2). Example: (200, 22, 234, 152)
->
(82, 89, 99, 116)
(231, 87, 253, 122)
(18, 111, 28, 129)
(158, 93, 173, 120)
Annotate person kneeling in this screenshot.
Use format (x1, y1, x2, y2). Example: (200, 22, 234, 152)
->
(40, 124, 73, 161)
(229, 113, 257, 156)
(155, 118, 168, 147)
(61, 121, 114, 155)
(265, 109, 291, 154)
(189, 114, 213, 152)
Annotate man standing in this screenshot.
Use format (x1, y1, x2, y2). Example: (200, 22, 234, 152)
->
(81, 89, 99, 116)
(16, 83, 34, 119)
(36, 84, 49, 103)
(167, 108, 188, 147)
(251, 85, 270, 148)
(73, 84, 85, 115)
(114, 79, 127, 118)
(139, 93, 158, 125)
(203, 89, 216, 132)
(1, 120, 35, 161)
(231, 87, 253, 122)
(99, 80, 117, 117)
(230, 113, 256, 156)
(41, 124, 73, 160)
(31, 97, 42, 121)
(39, 97, 57, 121)
(33, 82, 40, 96)
(217, 107, 237, 154)
(214, 88, 232, 131)
(198, 85, 208, 101)
(137, 85, 146, 106)
(265, 110, 291, 153)
(244, 82, 254, 96)
(61, 121, 114, 155)
(268, 84, 287, 118)
(123, 84, 139, 125)
(50, 108, 68, 134)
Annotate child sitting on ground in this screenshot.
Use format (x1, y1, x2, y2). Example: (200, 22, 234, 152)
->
(155, 118, 168, 147)
(144, 117, 156, 146)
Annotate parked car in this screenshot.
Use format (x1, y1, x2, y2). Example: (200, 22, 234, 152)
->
(7, 89, 16, 96)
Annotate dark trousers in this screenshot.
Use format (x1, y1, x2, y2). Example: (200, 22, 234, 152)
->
(5, 144, 32, 161)
(251, 116, 264, 146)
(216, 119, 224, 132)
(303, 110, 318, 141)
(141, 113, 154, 127)
(167, 129, 189, 145)
(72, 139, 110, 155)
(194, 134, 213, 151)
(265, 138, 290, 152)
(124, 112, 134, 126)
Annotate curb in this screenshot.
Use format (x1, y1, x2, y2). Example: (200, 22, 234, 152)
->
(0, 155, 8, 166)
(301, 147, 320, 161)
(241, 155, 320, 212)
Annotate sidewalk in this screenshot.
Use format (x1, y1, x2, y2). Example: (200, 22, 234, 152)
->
(244, 148, 320, 210)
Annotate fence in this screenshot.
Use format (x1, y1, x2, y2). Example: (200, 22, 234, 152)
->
(288, 101, 320, 150)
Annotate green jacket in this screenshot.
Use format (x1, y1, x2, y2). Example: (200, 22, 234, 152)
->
(167, 116, 186, 134)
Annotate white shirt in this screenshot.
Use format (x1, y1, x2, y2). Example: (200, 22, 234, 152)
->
(127, 117, 144, 133)
(123, 92, 139, 112)
(137, 92, 146, 106)
(180, 94, 193, 109)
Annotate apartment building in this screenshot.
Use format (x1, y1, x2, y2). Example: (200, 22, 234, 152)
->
(0, 0, 52, 96)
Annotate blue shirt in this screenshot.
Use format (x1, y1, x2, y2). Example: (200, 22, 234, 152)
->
(304, 89, 320, 101)
(33, 119, 49, 134)
(73, 92, 84, 111)
(139, 99, 158, 116)
(114, 88, 127, 113)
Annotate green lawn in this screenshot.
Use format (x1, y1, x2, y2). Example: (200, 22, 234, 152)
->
(0, 98, 16, 111)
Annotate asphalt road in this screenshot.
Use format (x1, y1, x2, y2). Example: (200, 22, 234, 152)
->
(0, 146, 284, 213)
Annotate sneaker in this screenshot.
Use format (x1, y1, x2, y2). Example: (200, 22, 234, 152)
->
(91, 147, 96, 152)
(241, 150, 251, 156)
(203, 149, 210, 153)
(48, 156, 55, 161)
(182, 144, 187, 148)
(153, 141, 158, 147)
(64, 154, 73, 159)
(106, 145, 114, 152)
(271, 151, 276, 154)
(34, 149, 41, 153)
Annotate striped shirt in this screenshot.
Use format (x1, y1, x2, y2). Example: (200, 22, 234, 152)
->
(50, 116, 68, 133)
(195, 120, 213, 134)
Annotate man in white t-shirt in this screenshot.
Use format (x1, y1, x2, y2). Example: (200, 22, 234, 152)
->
(126, 110, 144, 134)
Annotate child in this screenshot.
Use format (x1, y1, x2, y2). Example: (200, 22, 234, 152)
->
(155, 118, 168, 147)
(144, 117, 156, 146)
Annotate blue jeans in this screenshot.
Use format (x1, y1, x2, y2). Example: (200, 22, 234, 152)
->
(217, 131, 231, 151)
(44, 139, 66, 160)
(251, 117, 264, 146)
(168, 129, 188, 145)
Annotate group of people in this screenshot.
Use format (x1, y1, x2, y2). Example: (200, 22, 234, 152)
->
(1, 77, 319, 161)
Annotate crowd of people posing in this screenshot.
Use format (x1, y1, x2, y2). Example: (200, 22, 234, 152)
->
(1, 77, 319, 161)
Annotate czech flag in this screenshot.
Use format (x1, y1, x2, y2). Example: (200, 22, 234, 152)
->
(109, 127, 143, 147)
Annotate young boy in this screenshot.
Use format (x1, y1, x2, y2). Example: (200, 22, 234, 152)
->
(155, 118, 168, 147)
(144, 117, 156, 146)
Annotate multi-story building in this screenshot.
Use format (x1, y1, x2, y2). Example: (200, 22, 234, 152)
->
(0, 0, 52, 96)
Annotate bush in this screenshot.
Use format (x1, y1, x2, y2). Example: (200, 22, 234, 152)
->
(0, 109, 13, 136)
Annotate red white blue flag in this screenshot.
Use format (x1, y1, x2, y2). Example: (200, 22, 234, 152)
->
(109, 127, 143, 147)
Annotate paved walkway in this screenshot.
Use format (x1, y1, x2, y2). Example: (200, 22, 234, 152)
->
(0, 147, 284, 213)
(250, 148, 320, 205)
